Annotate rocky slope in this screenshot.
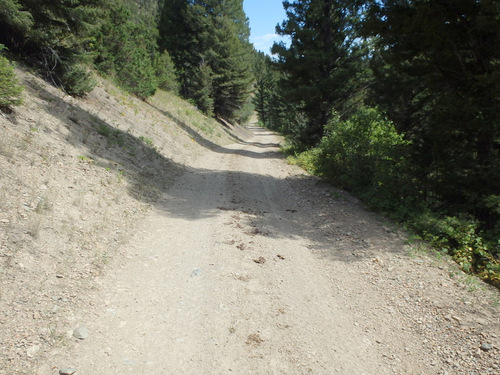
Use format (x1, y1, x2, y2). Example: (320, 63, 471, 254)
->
(0, 67, 246, 374)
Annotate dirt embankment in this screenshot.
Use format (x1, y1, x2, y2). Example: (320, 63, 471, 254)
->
(0, 67, 245, 375)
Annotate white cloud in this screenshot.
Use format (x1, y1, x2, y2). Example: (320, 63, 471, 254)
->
(251, 33, 289, 54)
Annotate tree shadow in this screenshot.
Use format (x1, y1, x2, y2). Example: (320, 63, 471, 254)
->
(23, 80, 404, 264)
(145, 101, 282, 160)
(23, 80, 184, 203)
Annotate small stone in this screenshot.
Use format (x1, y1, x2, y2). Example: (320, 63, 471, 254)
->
(480, 343, 492, 351)
(26, 344, 40, 358)
(191, 269, 201, 277)
(73, 325, 88, 340)
(0, 219, 9, 224)
(373, 257, 383, 266)
(59, 368, 77, 375)
(253, 257, 266, 264)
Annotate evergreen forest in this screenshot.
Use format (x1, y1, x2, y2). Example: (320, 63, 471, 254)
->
(0, 0, 499, 286)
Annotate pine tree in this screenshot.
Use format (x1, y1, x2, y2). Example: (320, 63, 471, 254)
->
(0, 0, 104, 95)
(95, 1, 158, 98)
(0, 0, 33, 47)
(272, 0, 365, 145)
(206, 8, 253, 120)
(159, 0, 254, 120)
(155, 50, 179, 93)
(158, 0, 202, 98)
(191, 59, 214, 115)
(253, 52, 278, 128)
(0, 45, 23, 112)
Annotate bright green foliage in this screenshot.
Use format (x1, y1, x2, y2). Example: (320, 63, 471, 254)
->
(304, 107, 411, 210)
(0, 51, 23, 111)
(415, 215, 500, 288)
(155, 50, 179, 93)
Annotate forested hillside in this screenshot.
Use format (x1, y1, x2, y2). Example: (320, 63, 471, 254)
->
(0, 0, 254, 120)
(1, 0, 499, 286)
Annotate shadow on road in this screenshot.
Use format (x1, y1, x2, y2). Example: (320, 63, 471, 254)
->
(24, 80, 402, 265)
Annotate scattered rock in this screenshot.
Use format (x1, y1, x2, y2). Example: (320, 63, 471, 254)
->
(59, 368, 77, 375)
(191, 269, 202, 277)
(246, 333, 264, 345)
(26, 344, 40, 358)
(480, 343, 493, 351)
(253, 257, 266, 264)
(277, 254, 286, 260)
(73, 325, 88, 340)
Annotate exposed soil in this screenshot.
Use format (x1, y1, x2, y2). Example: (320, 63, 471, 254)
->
(1, 68, 499, 375)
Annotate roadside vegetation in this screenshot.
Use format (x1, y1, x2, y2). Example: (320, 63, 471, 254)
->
(254, 0, 499, 287)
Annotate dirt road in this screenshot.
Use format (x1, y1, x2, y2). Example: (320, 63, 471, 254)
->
(50, 126, 499, 374)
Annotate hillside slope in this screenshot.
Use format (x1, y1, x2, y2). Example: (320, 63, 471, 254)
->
(0, 67, 249, 374)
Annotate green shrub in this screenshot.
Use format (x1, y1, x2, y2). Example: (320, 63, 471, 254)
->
(0, 51, 23, 111)
(60, 64, 96, 96)
(315, 107, 411, 205)
(414, 214, 500, 287)
(289, 106, 500, 287)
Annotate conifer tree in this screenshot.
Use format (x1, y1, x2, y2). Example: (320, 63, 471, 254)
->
(155, 50, 179, 93)
(159, 0, 253, 120)
(158, 0, 202, 98)
(363, 0, 500, 229)
(253, 52, 278, 128)
(95, 1, 158, 98)
(0, 0, 103, 95)
(272, 0, 365, 145)
(0, 45, 23, 112)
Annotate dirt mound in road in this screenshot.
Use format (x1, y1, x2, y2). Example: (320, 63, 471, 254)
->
(0, 66, 242, 375)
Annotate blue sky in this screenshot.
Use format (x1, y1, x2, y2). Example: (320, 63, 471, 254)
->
(243, 0, 288, 54)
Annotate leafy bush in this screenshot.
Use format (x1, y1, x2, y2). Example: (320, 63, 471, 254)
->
(315, 107, 411, 208)
(289, 106, 500, 287)
(0, 49, 23, 111)
(413, 214, 500, 287)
